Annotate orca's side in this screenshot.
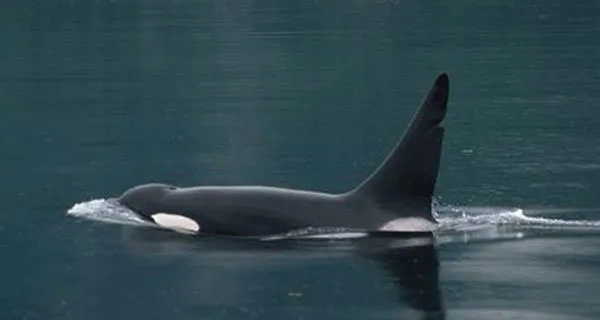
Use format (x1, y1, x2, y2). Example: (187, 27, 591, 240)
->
(118, 73, 450, 237)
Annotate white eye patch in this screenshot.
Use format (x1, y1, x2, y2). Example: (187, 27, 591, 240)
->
(151, 213, 200, 235)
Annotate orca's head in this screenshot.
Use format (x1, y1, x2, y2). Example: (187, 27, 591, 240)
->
(118, 183, 176, 217)
(118, 183, 201, 235)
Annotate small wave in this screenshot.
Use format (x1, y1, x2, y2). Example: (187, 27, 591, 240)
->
(429, 205, 600, 244)
(435, 206, 600, 231)
(67, 198, 156, 227)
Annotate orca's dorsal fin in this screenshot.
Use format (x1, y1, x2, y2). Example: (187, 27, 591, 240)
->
(350, 73, 449, 222)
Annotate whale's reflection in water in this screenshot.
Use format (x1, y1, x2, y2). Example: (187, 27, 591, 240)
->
(122, 228, 445, 319)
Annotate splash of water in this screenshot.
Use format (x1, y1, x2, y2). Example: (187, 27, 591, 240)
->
(67, 198, 156, 227)
(435, 206, 600, 231)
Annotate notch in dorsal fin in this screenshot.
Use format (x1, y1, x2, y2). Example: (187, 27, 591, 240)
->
(350, 73, 450, 222)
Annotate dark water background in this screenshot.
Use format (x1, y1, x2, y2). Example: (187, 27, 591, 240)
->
(2, 1, 600, 319)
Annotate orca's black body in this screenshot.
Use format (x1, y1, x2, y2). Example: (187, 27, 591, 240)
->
(118, 73, 450, 237)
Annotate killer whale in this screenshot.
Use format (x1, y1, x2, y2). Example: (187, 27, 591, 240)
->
(118, 73, 450, 237)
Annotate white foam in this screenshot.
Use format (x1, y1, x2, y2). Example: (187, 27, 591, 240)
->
(67, 198, 154, 227)
(428, 205, 600, 244)
(436, 207, 600, 231)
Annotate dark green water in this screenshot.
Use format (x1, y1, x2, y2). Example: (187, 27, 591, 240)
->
(2, 1, 600, 319)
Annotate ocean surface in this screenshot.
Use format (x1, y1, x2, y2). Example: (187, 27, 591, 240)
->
(2, 1, 600, 319)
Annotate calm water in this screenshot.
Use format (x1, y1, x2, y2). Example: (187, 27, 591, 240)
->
(2, 1, 600, 319)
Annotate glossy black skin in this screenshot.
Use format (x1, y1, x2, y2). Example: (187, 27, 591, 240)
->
(118, 73, 450, 238)
(118, 184, 409, 237)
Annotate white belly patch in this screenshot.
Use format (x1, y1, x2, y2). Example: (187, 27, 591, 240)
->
(151, 213, 200, 235)
(378, 217, 437, 232)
